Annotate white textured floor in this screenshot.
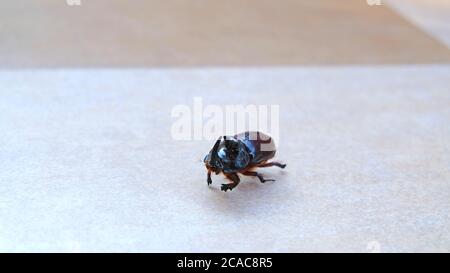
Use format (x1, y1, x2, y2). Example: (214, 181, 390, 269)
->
(1, 66, 449, 252)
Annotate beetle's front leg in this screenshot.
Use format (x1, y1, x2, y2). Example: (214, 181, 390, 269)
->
(207, 170, 212, 186)
(221, 173, 240, 192)
(242, 171, 275, 183)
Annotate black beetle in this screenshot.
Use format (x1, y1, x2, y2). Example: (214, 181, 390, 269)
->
(204, 131, 286, 192)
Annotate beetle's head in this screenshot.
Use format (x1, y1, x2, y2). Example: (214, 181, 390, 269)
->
(204, 137, 223, 174)
(204, 136, 250, 173)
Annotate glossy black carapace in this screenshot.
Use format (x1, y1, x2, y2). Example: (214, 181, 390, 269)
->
(204, 131, 286, 192)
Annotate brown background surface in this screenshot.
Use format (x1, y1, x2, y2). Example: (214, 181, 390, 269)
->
(1, 0, 449, 67)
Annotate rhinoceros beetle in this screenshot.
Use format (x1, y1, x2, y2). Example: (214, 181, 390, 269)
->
(204, 131, 286, 192)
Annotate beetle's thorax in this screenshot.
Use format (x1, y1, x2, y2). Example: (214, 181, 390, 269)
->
(216, 138, 251, 172)
(204, 136, 252, 173)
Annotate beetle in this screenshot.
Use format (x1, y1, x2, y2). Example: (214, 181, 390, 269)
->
(204, 131, 286, 192)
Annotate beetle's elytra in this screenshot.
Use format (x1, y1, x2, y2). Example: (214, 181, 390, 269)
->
(204, 131, 286, 192)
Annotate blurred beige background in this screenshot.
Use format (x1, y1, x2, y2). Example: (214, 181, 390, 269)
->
(0, 0, 449, 67)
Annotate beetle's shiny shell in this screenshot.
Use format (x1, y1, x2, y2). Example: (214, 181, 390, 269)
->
(234, 131, 276, 164)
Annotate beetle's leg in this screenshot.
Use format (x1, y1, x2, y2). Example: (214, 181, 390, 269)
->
(221, 173, 240, 192)
(242, 171, 275, 183)
(207, 170, 212, 186)
(258, 162, 286, 169)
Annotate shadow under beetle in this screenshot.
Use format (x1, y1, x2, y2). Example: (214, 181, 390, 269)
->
(204, 131, 286, 192)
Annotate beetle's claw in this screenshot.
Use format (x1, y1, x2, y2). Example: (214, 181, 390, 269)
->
(221, 184, 233, 192)
(261, 178, 275, 183)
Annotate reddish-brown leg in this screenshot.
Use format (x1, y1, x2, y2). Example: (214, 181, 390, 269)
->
(207, 170, 212, 186)
(242, 171, 275, 183)
(258, 162, 286, 169)
(221, 173, 240, 192)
